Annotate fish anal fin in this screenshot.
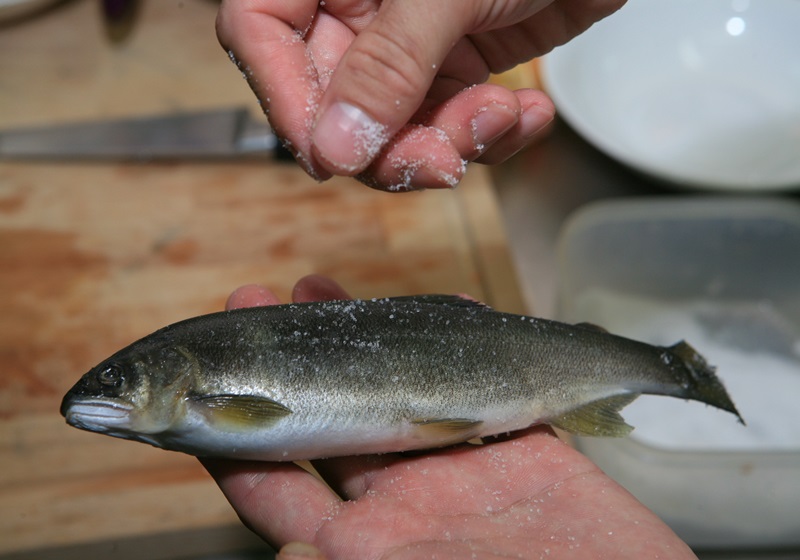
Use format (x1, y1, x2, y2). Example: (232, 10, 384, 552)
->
(193, 394, 292, 431)
(549, 394, 638, 437)
(411, 417, 484, 446)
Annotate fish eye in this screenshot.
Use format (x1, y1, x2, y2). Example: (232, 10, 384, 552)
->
(98, 363, 125, 388)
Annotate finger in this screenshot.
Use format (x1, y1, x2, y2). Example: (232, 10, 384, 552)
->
(358, 84, 527, 192)
(291, 274, 351, 303)
(200, 458, 341, 547)
(468, 0, 627, 70)
(311, 426, 570, 503)
(412, 37, 489, 115)
(310, 453, 400, 500)
(216, 1, 332, 179)
(423, 83, 522, 161)
(310, 1, 479, 175)
(475, 88, 554, 164)
(357, 124, 466, 192)
(278, 542, 328, 560)
(225, 284, 282, 310)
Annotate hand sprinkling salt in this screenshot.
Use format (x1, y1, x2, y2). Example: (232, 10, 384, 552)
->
(215, 0, 587, 190)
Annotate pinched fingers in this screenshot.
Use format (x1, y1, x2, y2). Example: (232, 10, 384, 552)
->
(356, 125, 466, 192)
(354, 84, 554, 192)
(475, 88, 555, 165)
(217, 0, 556, 191)
(216, 0, 333, 180)
(426, 85, 554, 166)
(417, 84, 520, 168)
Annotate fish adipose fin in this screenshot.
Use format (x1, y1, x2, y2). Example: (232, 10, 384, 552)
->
(550, 394, 639, 437)
(192, 394, 292, 431)
(411, 417, 484, 446)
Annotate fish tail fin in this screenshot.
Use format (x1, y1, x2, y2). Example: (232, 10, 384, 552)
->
(669, 340, 745, 425)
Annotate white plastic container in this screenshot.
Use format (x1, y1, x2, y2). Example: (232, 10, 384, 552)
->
(557, 198, 800, 549)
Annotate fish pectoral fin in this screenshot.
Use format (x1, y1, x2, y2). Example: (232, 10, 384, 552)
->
(192, 394, 292, 431)
(549, 394, 638, 437)
(410, 417, 484, 446)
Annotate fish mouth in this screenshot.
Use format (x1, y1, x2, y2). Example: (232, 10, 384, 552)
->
(63, 398, 134, 432)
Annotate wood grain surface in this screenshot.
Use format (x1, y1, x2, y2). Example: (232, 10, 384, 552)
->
(0, 1, 524, 557)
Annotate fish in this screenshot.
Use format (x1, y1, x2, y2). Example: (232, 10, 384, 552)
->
(60, 295, 744, 461)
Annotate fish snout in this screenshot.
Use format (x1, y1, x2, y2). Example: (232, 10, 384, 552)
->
(61, 397, 135, 432)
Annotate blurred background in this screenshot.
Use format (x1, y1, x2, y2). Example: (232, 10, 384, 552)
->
(1, 0, 798, 558)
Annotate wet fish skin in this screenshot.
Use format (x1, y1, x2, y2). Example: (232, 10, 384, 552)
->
(61, 295, 744, 461)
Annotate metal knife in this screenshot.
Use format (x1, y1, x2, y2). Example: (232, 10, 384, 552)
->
(0, 107, 290, 161)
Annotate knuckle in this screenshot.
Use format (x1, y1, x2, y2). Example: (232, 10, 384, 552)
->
(345, 27, 432, 103)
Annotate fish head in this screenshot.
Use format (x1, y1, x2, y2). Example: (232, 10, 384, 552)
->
(61, 342, 198, 444)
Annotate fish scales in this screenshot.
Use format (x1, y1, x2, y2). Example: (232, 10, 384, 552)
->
(61, 295, 744, 461)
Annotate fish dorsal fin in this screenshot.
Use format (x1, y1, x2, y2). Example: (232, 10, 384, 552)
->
(549, 394, 638, 437)
(411, 417, 484, 446)
(387, 294, 492, 310)
(575, 322, 609, 333)
(192, 394, 292, 431)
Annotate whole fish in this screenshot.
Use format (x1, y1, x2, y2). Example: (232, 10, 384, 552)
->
(61, 295, 743, 461)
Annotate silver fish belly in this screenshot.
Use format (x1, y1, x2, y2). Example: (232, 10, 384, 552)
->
(61, 295, 744, 461)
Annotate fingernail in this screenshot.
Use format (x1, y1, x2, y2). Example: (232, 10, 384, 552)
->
(394, 159, 464, 191)
(471, 104, 518, 153)
(409, 165, 457, 189)
(520, 103, 555, 140)
(312, 102, 389, 173)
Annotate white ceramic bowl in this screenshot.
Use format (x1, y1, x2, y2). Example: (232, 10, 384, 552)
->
(542, 0, 800, 191)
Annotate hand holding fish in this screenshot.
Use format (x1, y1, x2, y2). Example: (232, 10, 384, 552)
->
(200, 276, 698, 559)
(61, 274, 740, 558)
(215, 0, 626, 191)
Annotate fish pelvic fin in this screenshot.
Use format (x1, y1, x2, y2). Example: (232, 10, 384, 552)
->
(192, 394, 292, 432)
(669, 341, 745, 425)
(411, 418, 484, 447)
(550, 394, 639, 437)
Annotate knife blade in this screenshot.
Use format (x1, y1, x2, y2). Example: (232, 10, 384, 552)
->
(0, 107, 287, 161)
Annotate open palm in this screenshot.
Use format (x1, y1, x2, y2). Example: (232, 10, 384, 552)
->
(201, 276, 695, 559)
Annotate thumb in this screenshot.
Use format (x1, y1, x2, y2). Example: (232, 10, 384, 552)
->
(310, 1, 474, 175)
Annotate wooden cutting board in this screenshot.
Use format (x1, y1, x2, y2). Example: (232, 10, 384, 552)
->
(0, 2, 525, 558)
